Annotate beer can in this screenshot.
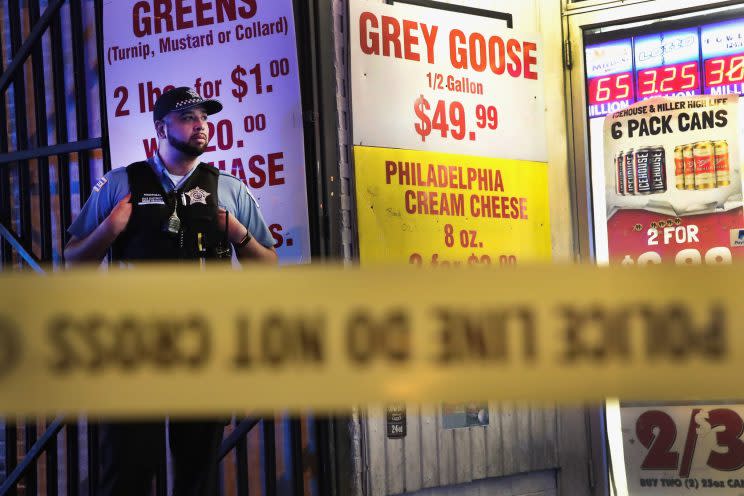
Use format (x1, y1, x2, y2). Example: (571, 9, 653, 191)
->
(683, 144, 695, 190)
(693, 141, 715, 190)
(624, 149, 635, 195)
(634, 147, 652, 195)
(714, 140, 730, 187)
(616, 151, 625, 195)
(649, 146, 667, 193)
(674, 145, 684, 190)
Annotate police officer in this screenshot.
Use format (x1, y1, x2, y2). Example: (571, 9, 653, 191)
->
(64, 87, 278, 495)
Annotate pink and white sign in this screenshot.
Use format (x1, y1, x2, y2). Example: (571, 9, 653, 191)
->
(102, 0, 310, 263)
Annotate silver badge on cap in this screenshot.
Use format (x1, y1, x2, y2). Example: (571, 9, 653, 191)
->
(185, 187, 210, 205)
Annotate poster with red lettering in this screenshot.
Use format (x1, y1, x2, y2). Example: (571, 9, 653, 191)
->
(349, 0, 551, 268)
(602, 95, 744, 266)
(102, 0, 310, 263)
(621, 404, 744, 494)
(350, 0, 546, 161)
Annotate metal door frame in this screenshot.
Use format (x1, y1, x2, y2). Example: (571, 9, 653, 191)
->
(562, 2, 744, 495)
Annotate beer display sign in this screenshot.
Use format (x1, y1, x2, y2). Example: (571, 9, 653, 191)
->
(584, 15, 744, 263)
(621, 404, 744, 495)
(602, 94, 743, 265)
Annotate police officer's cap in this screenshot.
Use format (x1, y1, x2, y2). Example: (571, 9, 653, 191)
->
(153, 86, 223, 122)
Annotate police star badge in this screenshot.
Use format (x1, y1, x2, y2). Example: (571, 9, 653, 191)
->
(185, 186, 210, 205)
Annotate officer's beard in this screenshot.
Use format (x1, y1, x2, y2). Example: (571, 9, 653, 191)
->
(167, 134, 206, 158)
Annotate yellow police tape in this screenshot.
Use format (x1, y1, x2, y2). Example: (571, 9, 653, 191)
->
(0, 263, 738, 417)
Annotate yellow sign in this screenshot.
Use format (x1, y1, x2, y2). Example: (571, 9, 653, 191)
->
(353, 146, 551, 265)
(0, 263, 740, 417)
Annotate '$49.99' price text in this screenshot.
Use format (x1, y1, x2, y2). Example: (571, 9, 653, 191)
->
(414, 96, 498, 142)
(636, 408, 744, 478)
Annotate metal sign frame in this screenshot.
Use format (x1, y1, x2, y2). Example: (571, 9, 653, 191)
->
(563, 2, 744, 496)
(563, 0, 744, 262)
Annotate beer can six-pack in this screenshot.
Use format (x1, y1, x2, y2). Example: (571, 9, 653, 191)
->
(615, 140, 730, 195)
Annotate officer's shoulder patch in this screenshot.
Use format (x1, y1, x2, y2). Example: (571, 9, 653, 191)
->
(92, 176, 108, 193)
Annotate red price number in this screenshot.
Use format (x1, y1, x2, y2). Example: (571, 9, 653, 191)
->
(636, 62, 699, 98)
(475, 105, 498, 130)
(705, 53, 744, 87)
(636, 408, 744, 477)
(621, 246, 732, 266)
(413, 96, 497, 142)
(443, 224, 483, 248)
(243, 113, 267, 134)
(203, 115, 266, 153)
(410, 252, 514, 266)
(587, 72, 633, 105)
(231, 58, 290, 103)
(205, 119, 234, 152)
